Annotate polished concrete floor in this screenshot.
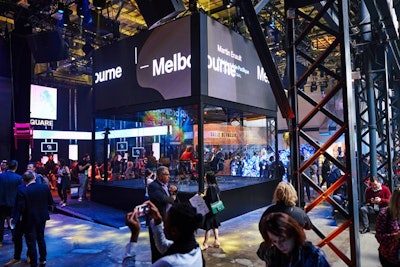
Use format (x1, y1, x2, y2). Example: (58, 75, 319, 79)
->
(0, 194, 381, 267)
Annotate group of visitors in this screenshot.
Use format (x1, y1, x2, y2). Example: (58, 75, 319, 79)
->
(122, 171, 332, 267)
(123, 166, 223, 266)
(0, 159, 54, 267)
(4, 152, 400, 266)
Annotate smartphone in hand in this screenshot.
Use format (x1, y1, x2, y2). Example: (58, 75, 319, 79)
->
(134, 204, 149, 217)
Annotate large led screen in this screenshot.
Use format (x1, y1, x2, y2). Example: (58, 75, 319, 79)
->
(207, 17, 276, 110)
(94, 16, 191, 110)
(30, 84, 57, 120)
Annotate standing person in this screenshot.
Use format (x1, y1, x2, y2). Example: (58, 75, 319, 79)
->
(257, 181, 312, 261)
(124, 161, 136, 180)
(77, 154, 91, 202)
(375, 187, 400, 266)
(147, 151, 158, 172)
(144, 169, 155, 200)
(111, 154, 122, 180)
(201, 171, 221, 250)
(147, 166, 178, 263)
(258, 212, 330, 266)
(13, 171, 53, 267)
(321, 158, 331, 187)
(4, 182, 30, 266)
(123, 201, 204, 267)
(0, 160, 22, 246)
(260, 181, 312, 229)
(0, 159, 8, 173)
(56, 159, 71, 207)
(44, 155, 56, 190)
(360, 177, 391, 234)
(27, 162, 43, 185)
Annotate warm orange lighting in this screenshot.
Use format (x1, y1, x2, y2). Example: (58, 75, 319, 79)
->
(311, 35, 336, 50)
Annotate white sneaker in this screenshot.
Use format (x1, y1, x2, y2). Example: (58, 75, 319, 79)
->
(78, 197, 82, 202)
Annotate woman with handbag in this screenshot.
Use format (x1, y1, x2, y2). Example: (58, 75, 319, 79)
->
(57, 159, 71, 207)
(201, 171, 222, 250)
(375, 187, 400, 267)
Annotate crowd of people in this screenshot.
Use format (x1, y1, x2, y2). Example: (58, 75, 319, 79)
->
(1, 148, 398, 267)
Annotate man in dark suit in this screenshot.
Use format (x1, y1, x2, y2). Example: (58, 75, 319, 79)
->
(147, 166, 178, 262)
(0, 160, 22, 246)
(13, 171, 53, 267)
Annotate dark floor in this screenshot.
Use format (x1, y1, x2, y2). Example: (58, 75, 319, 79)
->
(0, 189, 380, 267)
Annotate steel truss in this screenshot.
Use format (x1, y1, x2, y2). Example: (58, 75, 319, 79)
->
(354, 44, 394, 191)
(392, 79, 400, 185)
(286, 0, 359, 266)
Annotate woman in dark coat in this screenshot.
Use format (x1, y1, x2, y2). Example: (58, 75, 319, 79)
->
(56, 158, 71, 207)
(201, 171, 221, 250)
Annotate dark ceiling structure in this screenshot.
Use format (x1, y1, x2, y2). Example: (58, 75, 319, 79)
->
(0, 0, 398, 88)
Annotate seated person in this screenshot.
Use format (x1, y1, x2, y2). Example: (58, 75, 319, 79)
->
(360, 177, 391, 234)
(180, 146, 198, 163)
(122, 201, 204, 267)
(179, 146, 198, 178)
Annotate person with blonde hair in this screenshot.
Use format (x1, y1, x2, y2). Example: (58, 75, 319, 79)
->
(257, 182, 311, 262)
(261, 182, 311, 229)
(375, 187, 400, 266)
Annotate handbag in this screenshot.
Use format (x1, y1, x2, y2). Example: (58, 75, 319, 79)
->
(211, 193, 225, 214)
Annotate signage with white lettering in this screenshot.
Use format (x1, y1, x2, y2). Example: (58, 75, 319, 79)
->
(93, 13, 276, 111)
(30, 119, 54, 127)
(94, 66, 122, 84)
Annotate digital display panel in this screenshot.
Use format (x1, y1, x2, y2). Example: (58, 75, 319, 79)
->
(116, 141, 128, 152)
(93, 16, 191, 110)
(41, 142, 58, 153)
(93, 13, 276, 112)
(30, 84, 57, 120)
(206, 17, 276, 110)
(132, 147, 144, 157)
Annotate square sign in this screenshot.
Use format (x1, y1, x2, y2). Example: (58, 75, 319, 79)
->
(41, 142, 58, 153)
(116, 141, 128, 152)
(132, 147, 144, 158)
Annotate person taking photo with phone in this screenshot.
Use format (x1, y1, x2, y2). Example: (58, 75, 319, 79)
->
(123, 201, 204, 267)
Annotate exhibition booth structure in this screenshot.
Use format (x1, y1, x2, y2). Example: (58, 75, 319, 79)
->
(91, 12, 279, 220)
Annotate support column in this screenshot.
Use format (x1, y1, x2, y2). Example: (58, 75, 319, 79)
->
(10, 27, 32, 173)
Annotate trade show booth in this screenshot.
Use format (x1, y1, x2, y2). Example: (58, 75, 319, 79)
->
(91, 12, 279, 220)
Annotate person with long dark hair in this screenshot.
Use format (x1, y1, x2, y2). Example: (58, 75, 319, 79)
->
(375, 187, 400, 266)
(201, 171, 221, 249)
(259, 212, 330, 267)
(56, 159, 70, 207)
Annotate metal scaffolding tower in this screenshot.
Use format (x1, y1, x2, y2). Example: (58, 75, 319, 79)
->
(285, 0, 359, 266)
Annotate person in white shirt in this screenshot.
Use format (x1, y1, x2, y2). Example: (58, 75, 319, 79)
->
(123, 201, 204, 267)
